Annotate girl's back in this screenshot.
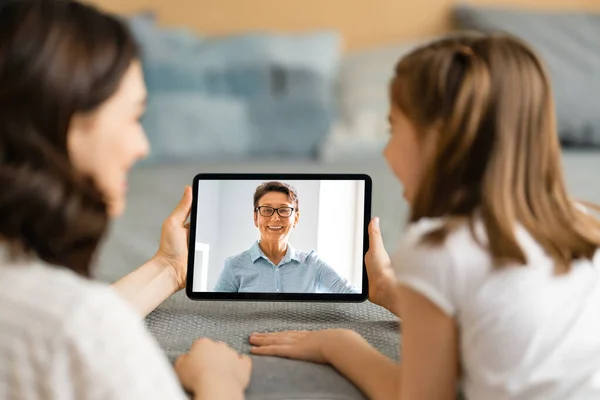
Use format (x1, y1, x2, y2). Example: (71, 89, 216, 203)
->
(395, 217, 600, 399)
(211, 33, 600, 400)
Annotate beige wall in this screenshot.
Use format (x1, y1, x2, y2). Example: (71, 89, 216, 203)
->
(87, 0, 600, 50)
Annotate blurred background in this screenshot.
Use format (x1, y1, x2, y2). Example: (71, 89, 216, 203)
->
(87, 0, 600, 285)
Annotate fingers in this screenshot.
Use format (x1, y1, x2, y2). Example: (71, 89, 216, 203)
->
(368, 216, 381, 235)
(171, 186, 193, 223)
(250, 345, 291, 358)
(368, 217, 385, 253)
(249, 331, 303, 345)
(249, 334, 291, 346)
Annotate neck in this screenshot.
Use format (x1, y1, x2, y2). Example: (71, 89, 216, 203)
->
(259, 240, 287, 264)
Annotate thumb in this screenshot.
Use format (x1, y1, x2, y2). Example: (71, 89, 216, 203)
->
(171, 186, 193, 223)
(368, 217, 385, 254)
(174, 353, 187, 371)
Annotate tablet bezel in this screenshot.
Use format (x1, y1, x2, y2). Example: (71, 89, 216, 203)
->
(185, 173, 371, 302)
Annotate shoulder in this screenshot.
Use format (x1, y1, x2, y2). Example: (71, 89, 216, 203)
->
(293, 247, 326, 266)
(0, 255, 152, 346)
(224, 246, 254, 268)
(399, 216, 490, 264)
(392, 217, 491, 317)
(0, 258, 185, 399)
(0, 259, 124, 336)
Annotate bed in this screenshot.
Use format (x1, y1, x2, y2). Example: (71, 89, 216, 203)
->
(94, 155, 600, 399)
(89, 0, 600, 398)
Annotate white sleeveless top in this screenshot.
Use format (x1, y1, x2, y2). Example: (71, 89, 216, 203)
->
(0, 250, 187, 400)
(393, 218, 600, 400)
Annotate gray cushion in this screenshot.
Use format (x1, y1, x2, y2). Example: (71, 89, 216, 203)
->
(453, 4, 600, 146)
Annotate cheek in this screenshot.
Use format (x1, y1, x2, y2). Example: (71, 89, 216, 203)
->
(384, 133, 423, 190)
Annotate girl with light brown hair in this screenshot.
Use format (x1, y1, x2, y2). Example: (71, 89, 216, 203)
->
(250, 33, 600, 400)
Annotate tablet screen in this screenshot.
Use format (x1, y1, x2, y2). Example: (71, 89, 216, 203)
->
(186, 173, 371, 301)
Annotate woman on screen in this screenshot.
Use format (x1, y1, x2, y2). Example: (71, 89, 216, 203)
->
(213, 181, 359, 293)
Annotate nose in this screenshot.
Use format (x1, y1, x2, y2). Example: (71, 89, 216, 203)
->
(136, 128, 151, 161)
(271, 213, 281, 221)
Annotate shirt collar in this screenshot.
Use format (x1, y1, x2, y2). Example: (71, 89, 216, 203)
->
(250, 241, 302, 264)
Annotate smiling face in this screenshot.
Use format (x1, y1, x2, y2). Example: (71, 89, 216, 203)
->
(254, 191, 300, 244)
(67, 61, 149, 217)
(383, 106, 429, 205)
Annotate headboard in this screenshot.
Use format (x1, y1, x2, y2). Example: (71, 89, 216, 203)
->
(86, 0, 600, 51)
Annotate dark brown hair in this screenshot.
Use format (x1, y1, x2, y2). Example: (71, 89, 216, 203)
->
(391, 33, 600, 271)
(0, 0, 139, 276)
(253, 182, 299, 211)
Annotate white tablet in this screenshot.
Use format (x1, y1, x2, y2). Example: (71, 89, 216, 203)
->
(186, 173, 371, 302)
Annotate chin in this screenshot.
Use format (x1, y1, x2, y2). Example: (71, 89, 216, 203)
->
(106, 199, 126, 218)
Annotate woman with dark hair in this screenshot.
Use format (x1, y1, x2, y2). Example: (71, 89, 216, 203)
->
(0, 1, 250, 399)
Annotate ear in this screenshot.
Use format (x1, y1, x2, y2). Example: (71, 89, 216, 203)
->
(294, 211, 300, 227)
(254, 210, 259, 228)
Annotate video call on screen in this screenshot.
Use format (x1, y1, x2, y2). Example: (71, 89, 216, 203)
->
(192, 179, 366, 294)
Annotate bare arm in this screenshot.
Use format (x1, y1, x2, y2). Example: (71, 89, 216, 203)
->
(376, 280, 403, 318)
(321, 330, 400, 400)
(112, 186, 192, 316)
(112, 256, 180, 317)
(250, 285, 459, 400)
(396, 285, 459, 400)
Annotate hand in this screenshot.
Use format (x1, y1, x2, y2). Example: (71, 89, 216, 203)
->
(249, 329, 356, 364)
(365, 217, 397, 310)
(154, 186, 193, 291)
(175, 338, 252, 398)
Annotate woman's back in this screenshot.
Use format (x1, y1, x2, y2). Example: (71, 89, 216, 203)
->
(394, 217, 600, 399)
(0, 248, 186, 399)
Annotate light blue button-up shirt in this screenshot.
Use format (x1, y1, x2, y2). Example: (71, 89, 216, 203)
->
(213, 241, 360, 294)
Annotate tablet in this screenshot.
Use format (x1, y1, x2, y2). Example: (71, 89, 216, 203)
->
(186, 173, 371, 302)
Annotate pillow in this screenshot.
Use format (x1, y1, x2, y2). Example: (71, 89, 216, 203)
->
(127, 12, 202, 62)
(246, 88, 333, 157)
(129, 28, 342, 163)
(142, 31, 341, 94)
(337, 41, 422, 125)
(453, 5, 600, 146)
(319, 41, 424, 162)
(140, 93, 252, 164)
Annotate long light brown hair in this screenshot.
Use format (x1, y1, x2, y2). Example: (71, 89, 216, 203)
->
(391, 33, 600, 271)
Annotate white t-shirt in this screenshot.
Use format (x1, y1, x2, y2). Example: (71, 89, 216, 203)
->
(393, 218, 600, 400)
(0, 250, 188, 400)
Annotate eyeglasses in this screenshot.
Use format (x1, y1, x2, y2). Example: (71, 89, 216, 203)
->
(255, 206, 295, 217)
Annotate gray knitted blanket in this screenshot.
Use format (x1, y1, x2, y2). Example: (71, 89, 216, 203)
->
(145, 292, 400, 400)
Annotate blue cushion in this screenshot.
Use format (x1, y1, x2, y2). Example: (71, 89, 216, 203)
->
(247, 92, 333, 157)
(453, 5, 600, 146)
(127, 24, 342, 163)
(127, 13, 203, 62)
(139, 93, 252, 164)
